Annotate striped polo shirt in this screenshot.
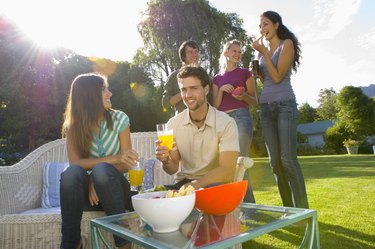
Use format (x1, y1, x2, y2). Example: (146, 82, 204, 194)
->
(89, 110, 130, 158)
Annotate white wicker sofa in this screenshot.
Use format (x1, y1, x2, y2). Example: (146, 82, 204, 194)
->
(0, 131, 253, 249)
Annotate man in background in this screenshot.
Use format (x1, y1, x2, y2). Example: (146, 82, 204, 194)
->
(162, 40, 200, 115)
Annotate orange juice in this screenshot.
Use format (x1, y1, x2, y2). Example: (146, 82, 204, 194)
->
(129, 169, 144, 186)
(158, 133, 173, 150)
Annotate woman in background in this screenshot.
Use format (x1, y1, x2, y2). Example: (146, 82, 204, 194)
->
(60, 73, 138, 249)
(212, 39, 257, 203)
(252, 11, 309, 208)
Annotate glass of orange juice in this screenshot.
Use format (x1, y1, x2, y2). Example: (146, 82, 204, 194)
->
(156, 123, 173, 150)
(129, 161, 144, 192)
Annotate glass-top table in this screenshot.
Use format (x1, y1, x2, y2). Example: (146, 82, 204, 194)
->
(91, 203, 320, 249)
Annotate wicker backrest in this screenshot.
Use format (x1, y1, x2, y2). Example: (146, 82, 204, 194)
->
(130, 132, 158, 160)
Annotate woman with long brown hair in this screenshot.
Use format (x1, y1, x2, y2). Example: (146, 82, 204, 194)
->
(252, 11, 309, 209)
(60, 73, 138, 249)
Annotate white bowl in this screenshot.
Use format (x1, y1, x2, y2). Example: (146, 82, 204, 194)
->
(131, 191, 195, 233)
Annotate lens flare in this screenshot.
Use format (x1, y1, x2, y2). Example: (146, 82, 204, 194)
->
(90, 57, 117, 76)
(131, 82, 147, 98)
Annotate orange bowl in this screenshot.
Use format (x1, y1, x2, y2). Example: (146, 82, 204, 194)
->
(194, 180, 248, 215)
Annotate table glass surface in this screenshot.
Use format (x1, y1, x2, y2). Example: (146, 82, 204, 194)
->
(91, 203, 317, 249)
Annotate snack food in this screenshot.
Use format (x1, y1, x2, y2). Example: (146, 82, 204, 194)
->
(166, 185, 195, 198)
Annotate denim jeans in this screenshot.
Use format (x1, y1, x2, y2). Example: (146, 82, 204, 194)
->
(60, 163, 133, 249)
(227, 108, 255, 203)
(260, 99, 309, 208)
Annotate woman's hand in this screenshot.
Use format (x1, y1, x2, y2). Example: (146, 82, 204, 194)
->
(88, 176, 99, 206)
(120, 149, 139, 167)
(220, 84, 235, 94)
(252, 36, 267, 55)
(112, 149, 139, 173)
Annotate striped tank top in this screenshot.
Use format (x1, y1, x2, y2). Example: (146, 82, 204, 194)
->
(89, 110, 129, 158)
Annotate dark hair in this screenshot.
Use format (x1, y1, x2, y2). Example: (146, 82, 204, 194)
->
(179, 40, 199, 63)
(177, 65, 210, 88)
(262, 11, 301, 72)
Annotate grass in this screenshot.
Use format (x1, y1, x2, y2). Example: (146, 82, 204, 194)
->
(242, 155, 375, 249)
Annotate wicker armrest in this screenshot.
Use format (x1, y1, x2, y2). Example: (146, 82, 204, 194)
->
(234, 156, 254, 182)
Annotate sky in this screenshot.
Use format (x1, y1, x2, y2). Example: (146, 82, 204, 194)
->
(1, 0, 375, 107)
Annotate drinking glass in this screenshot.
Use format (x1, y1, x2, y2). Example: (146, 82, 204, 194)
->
(156, 123, 174, 150)
(129, 160, 144, 192)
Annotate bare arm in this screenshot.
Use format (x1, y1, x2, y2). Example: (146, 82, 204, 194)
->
(232, 76, 257, 106)
(155, 140, 180, 175)
(169, 92, 183, 106)
(188, 151, 239, 190)
(156, 139, 239, 189)
(212, 84, 222, 108)
(66, 127, 138, 171)
(253, 37, 294, 84)
(115, 127, 139, 172)
(212, 83, 235, 108)
(67, 126, 138, 205)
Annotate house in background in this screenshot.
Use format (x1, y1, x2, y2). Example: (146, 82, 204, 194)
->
(297, 120, 335, 147)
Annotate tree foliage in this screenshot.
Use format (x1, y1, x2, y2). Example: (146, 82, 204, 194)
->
(325, 122, 350, 153)
(298, 102, 318, 124)
(335, 86, 375, 137)
(0, 17, 61, 151)
(325, 86, 375, 153)
(316, 88, 337, 121)
(0, 16, 166, 156)
(136, 0, 250, 82)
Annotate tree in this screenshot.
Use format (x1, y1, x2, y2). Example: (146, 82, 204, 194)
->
(135, 0, 250, 83)
(298, 102, 317, 124)
(316, 88, 337, 121)
(0, 16, 62, 151)
(325, 122, 350, 153)
(325, 86, 375, 153)
(336, 86, 375, 138)
(109, 62, 170, 132)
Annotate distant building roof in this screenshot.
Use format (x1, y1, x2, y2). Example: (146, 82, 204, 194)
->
(297, 120, 335, 135)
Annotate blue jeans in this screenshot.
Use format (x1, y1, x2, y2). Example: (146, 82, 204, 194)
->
(260, 100, 309, 208)
(60, 163, 133, 249)
(227, 108, 255, 203)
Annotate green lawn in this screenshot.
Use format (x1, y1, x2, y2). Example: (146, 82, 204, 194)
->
(242, 155, 375, 249)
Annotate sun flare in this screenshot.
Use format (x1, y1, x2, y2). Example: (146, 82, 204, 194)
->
(1, 0, 147, 62)
(1, 2, 68, 50)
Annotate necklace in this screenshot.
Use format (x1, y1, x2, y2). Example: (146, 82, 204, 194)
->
(191, 116, 206, 123)
(190, 104, 209, 123)
(190, 112, 207, 123)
